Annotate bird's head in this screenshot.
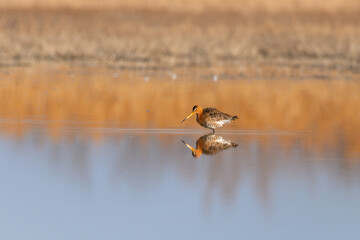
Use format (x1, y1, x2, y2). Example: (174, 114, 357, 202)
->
(180, 105, 202, 124)
(181, 140, 202, 158)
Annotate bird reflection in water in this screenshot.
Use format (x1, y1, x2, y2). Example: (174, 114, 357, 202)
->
(181, 134, 238, 158)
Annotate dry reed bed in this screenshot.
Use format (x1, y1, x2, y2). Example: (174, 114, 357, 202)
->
(0, 9, 360, 75)
(1, 0, 360, 12)
(0, 68, 359, 158)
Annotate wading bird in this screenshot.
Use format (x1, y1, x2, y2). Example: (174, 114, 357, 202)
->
(181, 134, 238, 158)
(180, 105, 238, 133)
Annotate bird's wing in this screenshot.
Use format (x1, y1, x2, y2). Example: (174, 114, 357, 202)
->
(203, 108, 233, 121)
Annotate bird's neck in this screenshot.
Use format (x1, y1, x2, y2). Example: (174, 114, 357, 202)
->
(193, 148, 203, 158)
(194, 139, 204, 158)
(196, 108, 204, 121)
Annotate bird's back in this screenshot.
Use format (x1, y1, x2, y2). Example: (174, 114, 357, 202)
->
(203, 108, 234, 121)
(197, 134, 238, 155)
(201, 108, 237, 128)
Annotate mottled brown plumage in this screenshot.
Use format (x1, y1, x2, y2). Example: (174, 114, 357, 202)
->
(181, 134, 238, 158)
(180, 105, 238, 133)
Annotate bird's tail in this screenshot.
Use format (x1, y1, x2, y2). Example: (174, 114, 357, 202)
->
(232, 116, 239, 121)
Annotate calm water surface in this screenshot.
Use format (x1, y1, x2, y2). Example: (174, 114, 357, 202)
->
(0, 67, 360, 240)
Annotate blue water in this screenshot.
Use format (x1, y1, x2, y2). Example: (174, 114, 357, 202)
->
(0, 128, 359, 240)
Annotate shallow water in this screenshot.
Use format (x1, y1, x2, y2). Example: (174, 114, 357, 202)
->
(0, 66, 360, 240)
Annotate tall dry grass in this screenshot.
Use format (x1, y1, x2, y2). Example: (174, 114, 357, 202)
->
(0, 9, 359, 73)
(1, 0, 359, 13)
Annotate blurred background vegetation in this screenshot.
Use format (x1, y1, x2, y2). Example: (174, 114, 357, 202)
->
(0, 0, 359, 77)
(1, 0, 359, 12)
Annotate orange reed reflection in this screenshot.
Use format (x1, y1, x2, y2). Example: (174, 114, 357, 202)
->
(0, 66, 359, 159)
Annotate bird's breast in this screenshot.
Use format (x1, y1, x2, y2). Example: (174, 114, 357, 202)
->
(196, 114, 206, 127)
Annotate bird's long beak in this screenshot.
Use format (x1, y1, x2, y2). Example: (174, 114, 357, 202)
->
(180, 111, 195, 124)
(181, 140, 196, 153)
(181, 140, 201, 158)
(181, 140, 195, 151)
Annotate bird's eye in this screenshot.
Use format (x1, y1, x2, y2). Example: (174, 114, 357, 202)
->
(194, 108, 197, 111)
